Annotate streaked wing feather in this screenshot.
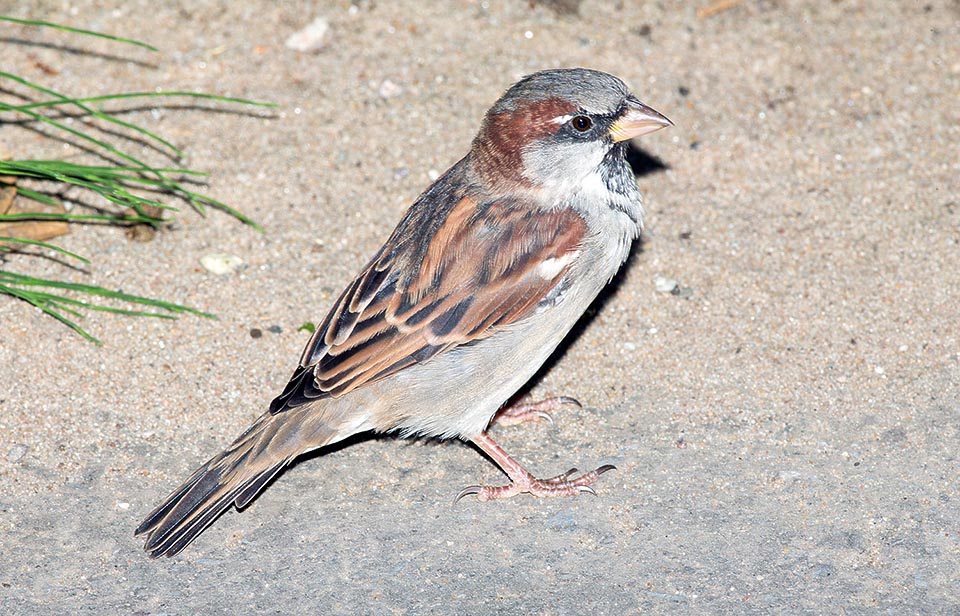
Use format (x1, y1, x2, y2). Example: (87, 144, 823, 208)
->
(270, 194, 587, 415)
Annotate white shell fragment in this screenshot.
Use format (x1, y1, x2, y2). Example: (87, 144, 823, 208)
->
(653, 274, 679, 293)
(200, 253, 244, 275)
(285, 17, 329, 52)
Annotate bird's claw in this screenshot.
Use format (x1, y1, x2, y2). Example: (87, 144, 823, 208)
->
(535, 411, 555, 425)
(454, 464, 616, 502)
(556, 396, 583, 408)
(454, 485, 483, 504)
(595, 464, 617, 475)
(494, 396, 583, 428)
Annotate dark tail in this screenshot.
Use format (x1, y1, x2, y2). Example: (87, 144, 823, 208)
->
(135, 411, 336, 558)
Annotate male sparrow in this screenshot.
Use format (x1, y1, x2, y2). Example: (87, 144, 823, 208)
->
(136, 68, 671, 557)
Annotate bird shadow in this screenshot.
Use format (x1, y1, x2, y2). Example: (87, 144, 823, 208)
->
(0, 37, 158, 68)
(625, 141, 670, 178)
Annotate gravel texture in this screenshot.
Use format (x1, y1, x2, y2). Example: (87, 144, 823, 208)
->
(1, 1, 958, 614)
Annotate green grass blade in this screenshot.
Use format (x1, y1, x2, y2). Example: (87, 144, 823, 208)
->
(0, 160, 204, 178)
(1, 81, 263, 227)
(0, 236, 90, 263)
(8, 159, 260, 229)
(3, 185, 59, 206)
(0, 16, 264, 342)
(0, 16, 157, 51)
(0, 160, 179, 220)
(21, 289, 179, 318)
(7, 91, 276, 160)
(0, 71, 183, 160)
(0, 282, 101, 343)
(181, 190, 262, 230)
(13, 91, 277, 111)
(0, 271, 214, 317)
(0, 211, 159, 224)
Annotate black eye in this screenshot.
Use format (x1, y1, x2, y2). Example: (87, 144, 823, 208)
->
(571, 115, 592, 132)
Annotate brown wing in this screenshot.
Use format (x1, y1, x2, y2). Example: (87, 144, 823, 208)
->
(269, 194, 587, 414)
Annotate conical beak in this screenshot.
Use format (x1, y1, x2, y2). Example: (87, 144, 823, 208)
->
(609, 97, 673, 142)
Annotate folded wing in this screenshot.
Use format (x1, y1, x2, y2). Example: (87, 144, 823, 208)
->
(270, 194, 587, 414)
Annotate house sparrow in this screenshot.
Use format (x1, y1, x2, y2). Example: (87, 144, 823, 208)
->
(136, 68, 671, 557)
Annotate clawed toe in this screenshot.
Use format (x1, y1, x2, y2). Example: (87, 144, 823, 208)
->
(456, 464, 616, 502)
(454, 485, 483, 503)
(493, 396, 582, 427)
(459, 433, 616, 503)
(595, 464, 617, 475)
(555, 396, 583, 409)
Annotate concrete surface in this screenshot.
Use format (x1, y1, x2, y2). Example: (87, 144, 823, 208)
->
(1, 1, 958, 614)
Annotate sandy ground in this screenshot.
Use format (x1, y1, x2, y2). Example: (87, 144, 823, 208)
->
(1, 0, 958, 613)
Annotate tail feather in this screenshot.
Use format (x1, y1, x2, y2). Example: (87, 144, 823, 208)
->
(136, 408, 341, 558)
(135, 407, 350, 558)
(235, 462, 287, 509)
(136, 453, 288, 558)
(135, 463, 210, 538)
(137, 460, 287, 558)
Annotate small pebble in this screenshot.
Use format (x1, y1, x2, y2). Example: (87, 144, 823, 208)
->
(654, 275, 679, 293)
(250, 328, 263, 339)
(200, 253, 243, 275)
(267, 325, 283, 334)
(285, 17, 329, 52)
(378, 79, 403, 99)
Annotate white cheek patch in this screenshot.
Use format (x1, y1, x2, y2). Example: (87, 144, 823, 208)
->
(537, 251, 579, 280)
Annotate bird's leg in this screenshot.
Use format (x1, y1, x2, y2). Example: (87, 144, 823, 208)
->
(456, 432, 616, 502)
(492, 396, 581, 427)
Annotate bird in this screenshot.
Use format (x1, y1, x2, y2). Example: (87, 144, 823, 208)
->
(135, 68, 672, 557)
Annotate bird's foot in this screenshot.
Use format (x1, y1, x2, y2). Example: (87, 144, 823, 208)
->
(456, 464, 616, 502)
(456, 432, 615, 502)
(493, 396, 581, 427)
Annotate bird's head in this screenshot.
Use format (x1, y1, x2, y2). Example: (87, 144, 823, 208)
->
(471, 68, 672, 199)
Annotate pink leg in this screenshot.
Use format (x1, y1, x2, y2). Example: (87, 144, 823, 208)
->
(456, 432, 616, 502)
(493, 396, 582, 427)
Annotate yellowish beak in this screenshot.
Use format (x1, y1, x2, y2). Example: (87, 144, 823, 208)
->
(609, 97, 673, 142)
